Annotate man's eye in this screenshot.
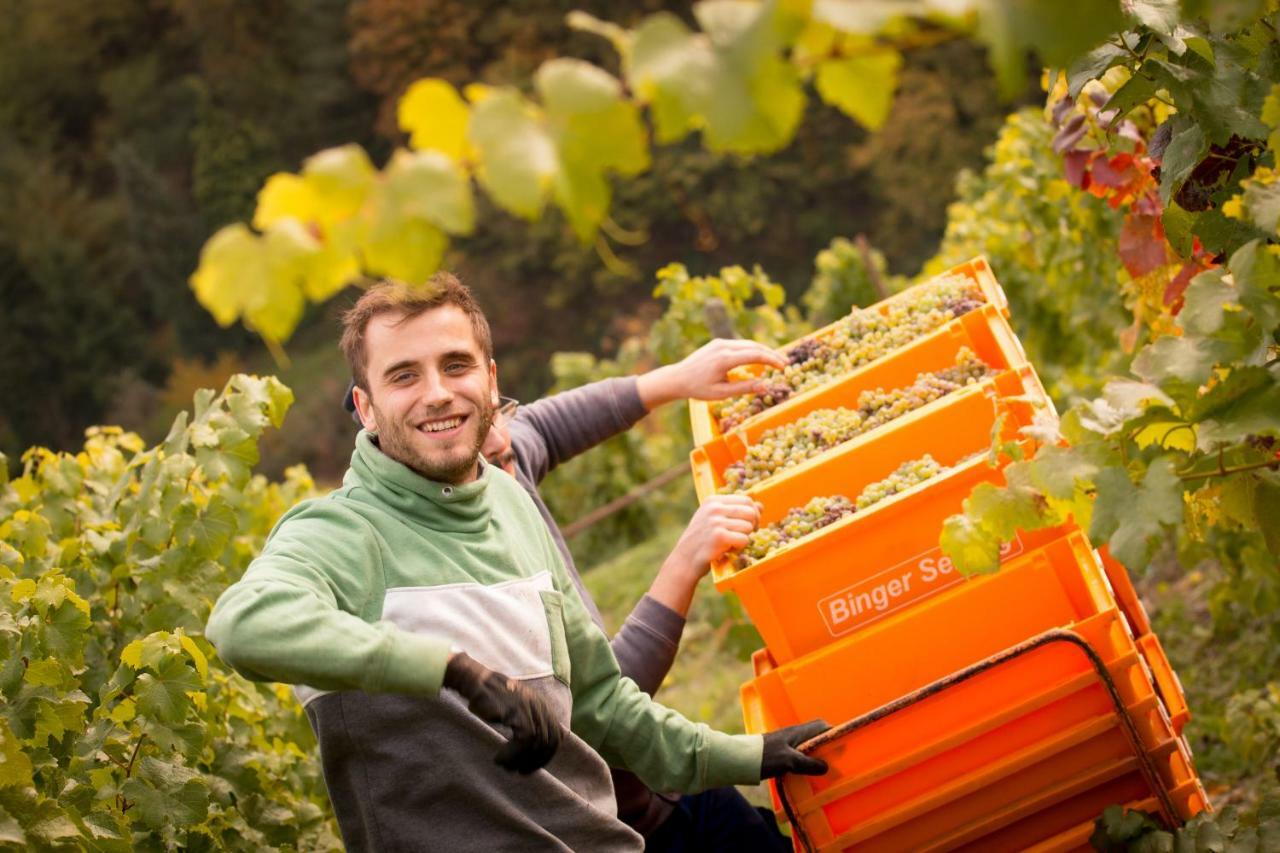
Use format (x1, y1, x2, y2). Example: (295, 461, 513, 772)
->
(445, 362, 470, 374)
(392, 372, 414, 384)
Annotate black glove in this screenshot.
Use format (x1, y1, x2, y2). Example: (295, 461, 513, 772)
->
(443, 652, 563, 774)
(761, 719, 830, 779)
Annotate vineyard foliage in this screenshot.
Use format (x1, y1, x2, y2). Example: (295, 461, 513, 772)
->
(0, 378, 341, 849)
(938, 5, 1280, 581)
(191, 0, 1198, 346)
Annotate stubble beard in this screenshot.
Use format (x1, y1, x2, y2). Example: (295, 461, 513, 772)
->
(371, 398, 496, 484)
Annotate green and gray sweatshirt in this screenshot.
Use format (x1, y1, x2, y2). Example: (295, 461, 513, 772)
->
(206, 431, 763, 851)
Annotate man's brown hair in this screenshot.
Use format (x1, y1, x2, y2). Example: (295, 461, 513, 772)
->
(340, 273, 493, 392)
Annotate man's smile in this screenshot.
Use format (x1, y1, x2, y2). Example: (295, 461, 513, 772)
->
(416, 413, 467, 437)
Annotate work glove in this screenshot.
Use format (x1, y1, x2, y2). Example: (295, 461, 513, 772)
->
(443, 651, 563, 774)
(760, 719, 830, 779)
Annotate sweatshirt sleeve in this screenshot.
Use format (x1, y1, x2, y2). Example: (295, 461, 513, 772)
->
(610, 596, 686, 697)
(511, 377, 648, 485)
(205, 500, 453, 696)
(549, 555, 763, 792)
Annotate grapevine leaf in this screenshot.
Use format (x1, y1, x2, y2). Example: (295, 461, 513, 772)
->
(467, 89, 556, 219)
(44, 600, 90, 662)
(1102, 458, 1183, 569)
(228, 374, 294, 431)
(0, 804, 24, 845)
(1195, 207, 1271, 256)
(1179, 269, 1238, 336)
(1089, 466, 1139, 546)
(1067, 42, 1128, 100)
(809, 0, 925, 33)
(1224, 167, 1280, 233)
(121, 758, 209, 830)
(1131, 335, 1220, 393)
(536, 59, 650, 241)
(1228, 240, 1280, 332)
(135, 657, 199, 724)
(174, 497, 236, 559)
(361, 204, 448, 284)
(816, 48, 902, 130)
(1257, 479, 1280, 558)
(626, 9, 804, 153)
(177, 634, 209, 682)
(1076, 381, 1174, 437)
(1195, 384, 1280, 449)
(23, 658, 66, 689)
(253, 173, 321, 232)
(1183, 366, 1273, 422)
(1028, 445, 1100, 501)
(398, 79, 471, 161)
(299, 144, 376, 222)
(1183, 0, 1270, 34)
(188, 223, 304, 343)
(121, 632, 178, 671)
(940, 513, 1001, 576)
(1123, 0, 1181, 40)
(0, 719, 33, 788)
(1158, 118, 1208, 204)
(964, 477, 1045, 541)
(33, 694, 89, 746)
(1162, 201, 1197, 257)
(973, 0, 1125, 99)
(1105, 66, 1160, 117)
(380, 149, 475, 236)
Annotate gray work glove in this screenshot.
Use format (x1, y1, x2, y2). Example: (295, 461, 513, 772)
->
(761, 719, 830, 778)
(443, 652, 562, 774)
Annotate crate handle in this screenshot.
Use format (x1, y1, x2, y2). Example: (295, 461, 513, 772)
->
(776, 628, 1184, 852)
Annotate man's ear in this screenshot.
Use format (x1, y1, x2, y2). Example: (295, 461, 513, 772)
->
(489, 359, 499, 407)
(352, 385, 378, 432)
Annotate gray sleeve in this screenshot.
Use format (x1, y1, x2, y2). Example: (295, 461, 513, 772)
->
(510, 377, 648, 486)
(609, 595, 686, 697)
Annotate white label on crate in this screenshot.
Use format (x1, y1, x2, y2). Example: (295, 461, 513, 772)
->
(818, 535, 1024, 638)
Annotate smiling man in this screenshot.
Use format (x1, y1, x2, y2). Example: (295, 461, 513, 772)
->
(206, 274, 826, 851)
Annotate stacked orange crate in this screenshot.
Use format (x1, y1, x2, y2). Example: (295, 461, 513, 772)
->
(688, 258, 1208, 851)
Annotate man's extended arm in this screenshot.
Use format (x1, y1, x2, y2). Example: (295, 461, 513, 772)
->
(205, 502, 453, 696)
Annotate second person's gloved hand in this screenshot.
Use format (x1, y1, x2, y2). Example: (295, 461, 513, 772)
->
(761, 719, 830, 779)
(443, 651, 563, 774)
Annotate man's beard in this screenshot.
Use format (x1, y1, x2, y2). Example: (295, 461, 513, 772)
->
(370, 398, 495, 484)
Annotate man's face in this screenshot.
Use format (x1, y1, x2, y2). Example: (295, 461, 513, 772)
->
(352, 304, 498, 485)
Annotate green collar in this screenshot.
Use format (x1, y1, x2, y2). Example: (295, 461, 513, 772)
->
(346, 430, 493, 533)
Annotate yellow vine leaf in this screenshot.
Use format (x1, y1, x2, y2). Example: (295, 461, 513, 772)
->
(468, 89, 558, 220)
(178, 632, 210, 682)
(398, 79, 472, 161)
(815, 47, 903, 130)
(252, 173, 321, 231)
(10, 578, 35, 603)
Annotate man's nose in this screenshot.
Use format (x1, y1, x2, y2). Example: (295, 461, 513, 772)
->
(419, 370, 454, 408)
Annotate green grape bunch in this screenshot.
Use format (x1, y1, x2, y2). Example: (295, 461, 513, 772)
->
(712, 273, 984, 431)
(721, 349, 991, 492)
(732, 454, 947, 570)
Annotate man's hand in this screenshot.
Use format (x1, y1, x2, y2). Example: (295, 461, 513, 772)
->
(761, 719, 830, 779)
(648, 495, 762, 616)
(637, 339, 787, 409)
(443, 652, 562, 774)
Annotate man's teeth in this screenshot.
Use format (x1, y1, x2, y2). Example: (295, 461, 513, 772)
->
(421, 417, 462, 433)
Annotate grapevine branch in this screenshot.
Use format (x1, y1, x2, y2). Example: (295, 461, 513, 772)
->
(1177, 458, 1280, 483)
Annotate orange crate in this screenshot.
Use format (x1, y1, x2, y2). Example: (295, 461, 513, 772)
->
(692, 362, 1052, 501)
(1095, 544, 1152, 637)
(707, 370, 1063, 663)
(690, 256, 1012, 448)
(745, 622, 1182, 850)
(1137, 633, 1190, 735)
